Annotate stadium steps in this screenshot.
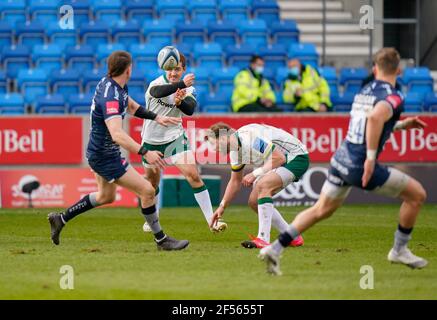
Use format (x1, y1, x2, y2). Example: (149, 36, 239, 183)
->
(278, 0, 373, 67)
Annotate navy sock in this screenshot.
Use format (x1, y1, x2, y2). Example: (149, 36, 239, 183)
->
(278, 232, 293, 247)
(62, 194, 95, 222)
(398, 224, 413, 235)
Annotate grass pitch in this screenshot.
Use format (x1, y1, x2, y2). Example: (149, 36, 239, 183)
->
(0, 205, 436, 299)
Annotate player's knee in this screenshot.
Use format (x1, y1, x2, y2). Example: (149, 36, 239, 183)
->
(257, 182, 274, 197)
(413, 185, 427, 205)
(139, 187, 155, 203)
(314, 202, 335, 220)
(248, 198, 258, 211)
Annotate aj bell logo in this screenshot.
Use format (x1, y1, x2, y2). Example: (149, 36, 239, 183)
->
(0, 129, 44, 154)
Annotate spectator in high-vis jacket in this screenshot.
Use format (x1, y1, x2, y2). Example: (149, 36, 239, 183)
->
(283, 59, 332, 112)
(232, 55, 280, 113)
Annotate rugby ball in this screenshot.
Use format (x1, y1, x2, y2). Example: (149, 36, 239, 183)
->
(157, 46, 180, 70)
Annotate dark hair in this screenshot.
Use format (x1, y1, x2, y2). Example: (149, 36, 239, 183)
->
(107, 50, 132, 77)
(250, 55, 263, 64)
(373, 47, 400, 75)
(179, 52, 186, 68)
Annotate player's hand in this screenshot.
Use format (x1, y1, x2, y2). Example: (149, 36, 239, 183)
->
(362, 159, 375, 188)
(144, 151, 166, 169)
(210, 206, 225, 228)
(242, 173, 256, 187)
(155, 115, 181, 127)
(174, 88, 186, 106)
(183, 73, 195, 87)
(402, 116, 427, 130)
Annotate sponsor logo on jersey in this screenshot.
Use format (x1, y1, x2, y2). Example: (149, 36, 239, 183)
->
(106, 101, 119, 115)
(386, 94, 402, 109)
(157, 99, 175, 109)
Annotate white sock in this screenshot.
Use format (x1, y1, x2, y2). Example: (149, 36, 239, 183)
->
(257, 199, 274, 242)
(193, 187, 213, 224)
(271, 207, 288, 233)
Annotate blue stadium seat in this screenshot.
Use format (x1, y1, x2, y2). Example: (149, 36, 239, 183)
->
(51, 68, 82, 98)
(16, 20, 46, 48)
(403, 92, 424, 113)
(187, 67, 211, 92)
(259, 44, 287, 72)
(339, 67, 368, 94)
(318, 66, 339, 96)
(262, 67, 277, 89)
(202, 92, 230, 113)
(63, 0, 91, 28)
(0, 93, 26, 114)
(129, 69, 146, 95)
(208, 20, 238, 48)
(144, 68, 165, 83)
(112, 20, 142, 48)
(220, 0, 249, 21)
(46, 21, 77, 51)
(143, 19, 175, 47)
(35, 94, 66, 114)
(175, 21, 206, 44)
(213, 66, 239, 92)
(188, 0, 218, 24)
(238, 19, 268, 47)
(0, 21, 13, 48)
(130, 43, 162, 71)
(68, 93, 93, 113)
(82, 67, 106, 94)
(92, 0, 122, 22)
(226, 44, 256, 69)
(252, 0, 280, 26)
(0, 0, 27, 25)
(2, 44, 31, 79)
(17, 68, 49, 104)
(289, 43, 319, 68)
(332, 92, 355, 112)
(402, 67, 434, 95)
(424, 92, 437, 112)
(0, 71, 7, 94)
(124, 0, 154, 22)
(156, 0, 187, 22)
(193, 42, 223, 69)
(33, 44, 63, 74)
(79, 20, 110, 50)
(96, 43, 126, 64)
(275, 66, 288, 86)
(29, 0, 60, 23)
(65, 44, 96, 72)
(270, 20, 299, 45)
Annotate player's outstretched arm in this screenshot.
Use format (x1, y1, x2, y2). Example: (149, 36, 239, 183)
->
(362, 101, 392, 187)
(210, 171, 243, 228)
(149, 74, 194, 98)
(128, 97, 181, 126)
(394, 116, 427, 131)
(105, 116, 166, 169)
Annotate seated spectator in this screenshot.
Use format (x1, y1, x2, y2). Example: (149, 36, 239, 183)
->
(283, 59, 332, 112)
(231, 55, 280, 112)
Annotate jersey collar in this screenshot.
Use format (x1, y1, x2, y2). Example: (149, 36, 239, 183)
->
(163, 73, 170, 84)
(108, 77, 126, 91)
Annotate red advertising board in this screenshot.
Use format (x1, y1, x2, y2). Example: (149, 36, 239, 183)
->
(0, 117, 83, 164)
(0, 166, 180, 209)
(0, 168, 136, 208)
(129, 115, 437, 163)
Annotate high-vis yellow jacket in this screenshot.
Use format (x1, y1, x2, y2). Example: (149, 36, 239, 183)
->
(232, 69, 276, 112)
(283, 65, 332, 111)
